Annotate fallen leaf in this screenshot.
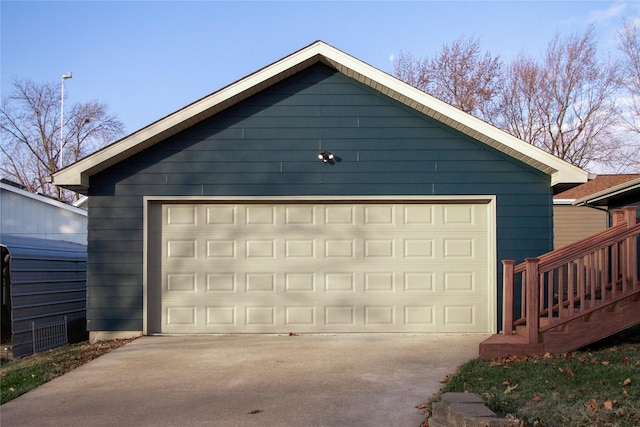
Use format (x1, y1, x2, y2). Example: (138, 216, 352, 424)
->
(502, 379, 510, 385)
(601, 361, 610, 366)
(439, 375, 449, 384)
(248, 409, 263, 414)
(415, 403, 427, 409)
(620, 357, 630, 364)
(622, 378, 631, 387)
(9, 387, 14, 392)
(623, 387, 629, 396)
(587, 399, 598, 411)
(604, 400, 613, 410)
(559, 367, 574, 379)
(531, 395, 543, 402)
(504, 384, 519, 395)
(288, 332, 298, 336)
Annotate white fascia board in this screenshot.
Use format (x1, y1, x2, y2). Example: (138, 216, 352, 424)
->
(318, 43, 588, 186)
(553, 199, 576, 205)
(52, 43, 325, 192)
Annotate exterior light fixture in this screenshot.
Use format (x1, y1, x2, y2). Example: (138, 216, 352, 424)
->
(318, 151, 335, 163)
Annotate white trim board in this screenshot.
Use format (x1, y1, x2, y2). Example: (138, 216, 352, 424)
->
(142, 195, 497, 335)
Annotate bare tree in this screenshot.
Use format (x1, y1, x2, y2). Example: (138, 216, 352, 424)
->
(393, 50, 424, 90)
(497, 55, 546, 144)
(0, 79, 124, 201)
(617, 19, 640, 133)
(396, 27, 628, 171)
(494, 27, 625, 170)
(614, 19, 640, 172)
(394, 35, 502, 123)
(521, 26, 622, 169)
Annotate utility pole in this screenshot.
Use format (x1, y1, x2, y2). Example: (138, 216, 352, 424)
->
(59, 72, 72, 170)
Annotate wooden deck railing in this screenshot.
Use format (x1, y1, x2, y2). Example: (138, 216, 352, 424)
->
(502, 206, 640, 342)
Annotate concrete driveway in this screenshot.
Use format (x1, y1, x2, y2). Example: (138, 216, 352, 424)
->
(1, 334, 487, 426)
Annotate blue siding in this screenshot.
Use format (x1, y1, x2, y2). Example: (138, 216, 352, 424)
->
(88, 63, 552, 331)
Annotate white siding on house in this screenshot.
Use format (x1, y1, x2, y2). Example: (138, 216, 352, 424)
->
(0, 182, 87, 245)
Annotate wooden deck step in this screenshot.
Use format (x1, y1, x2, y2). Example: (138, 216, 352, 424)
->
(484, 208, 640, 359)
(479, 334, 544, 359)
(480, 296, 640, 358)
(542, 299, 640, 354)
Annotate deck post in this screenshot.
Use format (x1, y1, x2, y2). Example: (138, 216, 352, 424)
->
(502, 260, 515, 334)
(622, 207, 638, 289)
(525, 258, 540, 343)
(612, 210, 625, 227)
(622, 206, 637, 228)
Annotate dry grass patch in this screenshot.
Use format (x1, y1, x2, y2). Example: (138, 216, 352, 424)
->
(1, 339, 135, 404)
(430, 327, 640, 426)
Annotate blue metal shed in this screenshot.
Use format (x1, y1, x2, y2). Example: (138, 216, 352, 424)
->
(1, 235, 87, 358)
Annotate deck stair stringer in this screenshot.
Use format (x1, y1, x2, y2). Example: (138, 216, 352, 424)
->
(480, 206, 640, 358)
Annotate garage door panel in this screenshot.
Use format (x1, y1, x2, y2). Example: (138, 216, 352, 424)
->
(166, 205, 197, 225)
(161, 304, 485, 333)
(206, 205, 237, 225)
(325, 205, 355, 224)
(207, 273, 236, 291)
(156, 201, 492, 333)
(245, 206, 276, 225)
(160, 268, 488, 293)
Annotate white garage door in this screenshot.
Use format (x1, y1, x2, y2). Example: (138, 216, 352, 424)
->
(153, 200, 492, 333)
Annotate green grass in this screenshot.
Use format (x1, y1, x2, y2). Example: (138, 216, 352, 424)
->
(0, 339, 133, 404)
(433, 328, 640, 426)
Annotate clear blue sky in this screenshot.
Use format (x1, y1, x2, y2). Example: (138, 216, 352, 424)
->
(2, 1, 638, 134)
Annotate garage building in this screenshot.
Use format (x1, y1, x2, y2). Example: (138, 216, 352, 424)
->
(52, 41, 588, 341)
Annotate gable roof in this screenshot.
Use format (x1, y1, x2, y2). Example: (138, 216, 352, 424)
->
(554, 174, 640, 202)
(563, 175, 640, 207)
(52, 41, 589, 194)
(1, 178, 87, 216)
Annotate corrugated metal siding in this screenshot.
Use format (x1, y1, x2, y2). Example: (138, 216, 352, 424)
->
(1, 235, 86, 358)
(553, 205, 608, 249)
(88, 63, 553, 331)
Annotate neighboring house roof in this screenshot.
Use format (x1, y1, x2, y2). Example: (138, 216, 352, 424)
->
(574, 176, 640, 207)
(51, 41, 589, 194)
(554, 174, 640, 206)
(1, 178, 87, 245)
(0, 178, 87, 216)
